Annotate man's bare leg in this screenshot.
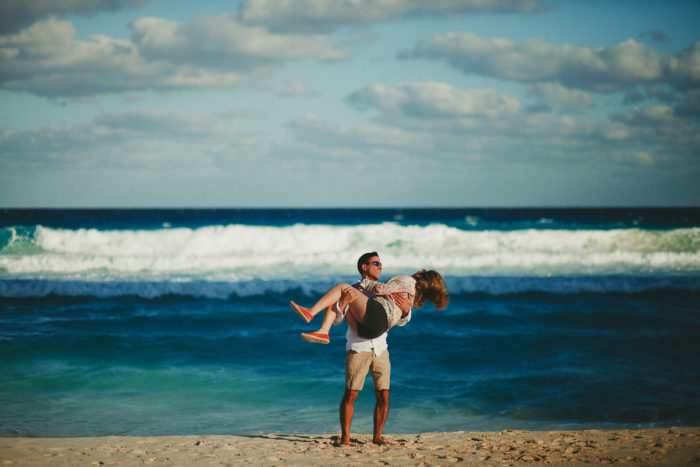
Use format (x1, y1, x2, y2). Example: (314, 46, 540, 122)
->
(340, 389, 359, 446)
(373, 389, 389, 445)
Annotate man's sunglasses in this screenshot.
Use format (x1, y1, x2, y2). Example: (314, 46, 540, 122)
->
(367, 261, 382, 267)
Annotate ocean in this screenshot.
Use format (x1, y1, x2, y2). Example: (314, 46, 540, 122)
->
(1, 208, 699, 437)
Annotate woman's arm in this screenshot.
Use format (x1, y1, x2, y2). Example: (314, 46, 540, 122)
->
(358, 278, 379, 293)
(371, 276, 414, 296)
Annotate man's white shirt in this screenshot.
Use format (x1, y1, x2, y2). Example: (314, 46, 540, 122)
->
(346, 325, 388, 357)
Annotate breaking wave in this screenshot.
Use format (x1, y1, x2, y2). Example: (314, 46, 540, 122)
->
(1, 223, 698, 298)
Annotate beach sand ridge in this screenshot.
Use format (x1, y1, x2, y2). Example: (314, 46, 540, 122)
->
(2, 428, 699, 466)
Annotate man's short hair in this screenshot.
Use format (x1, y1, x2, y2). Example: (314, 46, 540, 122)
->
(357, 252, 379, 275)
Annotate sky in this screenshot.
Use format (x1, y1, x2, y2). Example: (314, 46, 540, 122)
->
(1, 0, 699, 208)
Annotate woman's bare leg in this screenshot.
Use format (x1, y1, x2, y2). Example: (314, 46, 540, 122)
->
(311, 292, 369, 336)
(345, 294, 370, 326)
(345, 311, 359, 333)
(291, 283, 350, 321)
(310, 306, 341, 335)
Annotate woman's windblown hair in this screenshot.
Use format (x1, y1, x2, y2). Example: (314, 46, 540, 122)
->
(412, 270, 448, 310)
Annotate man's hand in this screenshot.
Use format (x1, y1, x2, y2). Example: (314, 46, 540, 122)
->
(339, 287, 364, 310)
(392, 292, 413, 317)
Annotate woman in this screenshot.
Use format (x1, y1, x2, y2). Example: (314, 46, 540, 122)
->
(291, 269, 448, 344)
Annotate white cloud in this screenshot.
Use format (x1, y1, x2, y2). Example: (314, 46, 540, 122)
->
(93, 109, 233, 139)
(0, 0, 147, 33)
(402, 33, 700, 92)
(346, 83, 606, 153)
(603, 105, 700, 168)
(273, 105, 698, 208)
(0, 109, 236, 169)
(528, 83, 593, 111)
(288, 113, 431, 154)
(348, 82, 522, 119)
(0, 15, 347, 98)
(131, 15, 347, 66)
(5, 87, 684, 180)
(613, 105, 675, 124)
(667, 41, 700, 86)
(343, 80, 698, 175)
(238, 0, 545, 33)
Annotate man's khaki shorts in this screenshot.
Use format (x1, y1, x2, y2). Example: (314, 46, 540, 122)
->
(345, 350, 390, 391)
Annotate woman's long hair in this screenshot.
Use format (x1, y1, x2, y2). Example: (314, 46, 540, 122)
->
(412, 269, 448, 310)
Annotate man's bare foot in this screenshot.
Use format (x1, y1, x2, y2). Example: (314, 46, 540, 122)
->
(338, 437, 354, 446)
(372, 436, 388, 446)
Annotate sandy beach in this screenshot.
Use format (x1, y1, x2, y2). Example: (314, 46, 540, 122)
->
(2, 428, 699, 466)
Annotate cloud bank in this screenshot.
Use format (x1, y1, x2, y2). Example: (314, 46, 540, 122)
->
(238, 0, 545, 33)
(0, 0, 147, 33)
(402, 32, 700, 92)
(343, 81, 699, 172)
(348, 82, 521, 119)
(0, 15, 346, 97)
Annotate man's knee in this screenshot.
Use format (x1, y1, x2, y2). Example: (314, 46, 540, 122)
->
(343, 389, 359, 404)
(375, 389, 389, 405)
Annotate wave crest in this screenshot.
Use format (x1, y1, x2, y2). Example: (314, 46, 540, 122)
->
(1, 224, 699, 287)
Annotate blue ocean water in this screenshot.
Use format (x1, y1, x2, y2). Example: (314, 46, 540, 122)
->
(1, 208, 699, 437)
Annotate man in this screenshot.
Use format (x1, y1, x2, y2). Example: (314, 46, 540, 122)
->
(333, 252, 412, 446)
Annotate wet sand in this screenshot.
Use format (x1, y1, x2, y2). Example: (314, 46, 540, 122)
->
(2, 428, 699, 466)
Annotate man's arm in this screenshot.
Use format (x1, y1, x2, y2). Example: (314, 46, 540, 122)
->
(338, 286, 365, 312)
(392, 293, 412, 316)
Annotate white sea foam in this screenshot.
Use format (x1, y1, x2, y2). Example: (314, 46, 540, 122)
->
(2, 224, 699, 277)
(1, 223, 699, 297)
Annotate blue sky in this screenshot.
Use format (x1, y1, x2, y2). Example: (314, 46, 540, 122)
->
(1, 0, 699, 207)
